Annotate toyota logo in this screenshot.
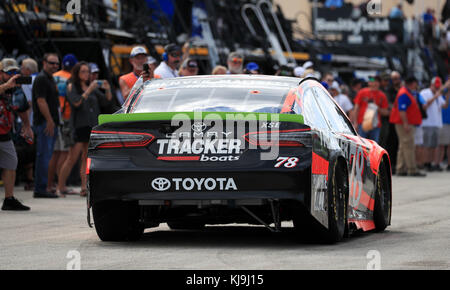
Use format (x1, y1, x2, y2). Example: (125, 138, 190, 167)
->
(151, 177, 171, 191)
(192, 122, 207, 133)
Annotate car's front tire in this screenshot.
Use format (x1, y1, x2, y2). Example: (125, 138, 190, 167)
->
(92, 200, 144, 241)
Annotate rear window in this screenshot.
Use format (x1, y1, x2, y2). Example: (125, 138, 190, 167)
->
(129, 78, 293, 114)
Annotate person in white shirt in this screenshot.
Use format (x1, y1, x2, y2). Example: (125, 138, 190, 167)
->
(329, 81, 353, 117)
(20, 58, 38, 124)
(419, 77, 450, 171)
(154, 44, 181, 79)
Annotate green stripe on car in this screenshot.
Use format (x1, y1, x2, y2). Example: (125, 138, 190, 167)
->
(98, 112, 304, 125)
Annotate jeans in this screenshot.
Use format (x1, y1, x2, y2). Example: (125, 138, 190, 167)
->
(34, 122, 58, 193)
(358, 125, 381, 143)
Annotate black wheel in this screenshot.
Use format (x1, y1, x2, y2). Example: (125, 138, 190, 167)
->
(167, 221, 205, 230)
(320, 160, 349, 243)
(92, 200, 144, 241)
(373, 159, 391, 232)
(293, 159, 348, 243)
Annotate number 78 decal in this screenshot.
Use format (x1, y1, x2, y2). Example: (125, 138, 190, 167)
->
(274, 157, 299, 168)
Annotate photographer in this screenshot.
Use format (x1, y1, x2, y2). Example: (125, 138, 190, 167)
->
(56, 62, 112, 197)
(1, 58, 33, 211)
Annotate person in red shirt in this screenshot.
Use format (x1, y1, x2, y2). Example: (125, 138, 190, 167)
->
(352, 76, 389, 142)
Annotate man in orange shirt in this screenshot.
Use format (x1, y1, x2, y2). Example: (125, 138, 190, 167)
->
(119, 46, 148, 101)
(352, 76, 389, 142)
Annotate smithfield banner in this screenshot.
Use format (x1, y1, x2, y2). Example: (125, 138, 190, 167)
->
(313, 6, 403, 44)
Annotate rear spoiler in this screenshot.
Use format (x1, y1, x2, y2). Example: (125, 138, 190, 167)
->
(98, 112, 304, 126)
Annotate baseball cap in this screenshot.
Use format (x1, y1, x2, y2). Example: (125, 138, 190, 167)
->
(246, 62, 259, 72)
(147, 56, 157, 64)
(62, 54, 78, 70)
(330, 81, 341, 93)
(130, 46, 148, 58)
(164, 44, 181, 54)
(294, 66, 305, 77)
(89, 62, 99, 73)
(405, 75, 418, 84)
(432, 76, 442, 89)
(182, 58, 198, 68)
(302, 61, 313, 70)
(1, 58, 20, 72)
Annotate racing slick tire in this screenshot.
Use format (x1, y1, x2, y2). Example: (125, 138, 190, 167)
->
(92, 200, 144, 242)
(293, 159, 349, 243)
(167, 222, 206, 230)
(319, 159, 349, 243)
(373, 158, 392, 232)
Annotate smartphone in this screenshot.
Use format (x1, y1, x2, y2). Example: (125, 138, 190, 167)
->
(143, 63, 149, 74)
(97, 80, 103, 86)
(15, 76, 32, 85)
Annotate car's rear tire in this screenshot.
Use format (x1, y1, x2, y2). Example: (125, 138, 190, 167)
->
(92, 200, 144, 241)
(319, 160, 349, 243)
(293, 159, 348, 243)
(373, 158, 391, 232)
(167, 221, 205, 230)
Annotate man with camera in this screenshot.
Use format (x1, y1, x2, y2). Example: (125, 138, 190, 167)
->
(0, 58, 33, 211)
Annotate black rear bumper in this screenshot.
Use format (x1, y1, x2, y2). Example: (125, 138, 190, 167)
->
(88, 169, 311, 206)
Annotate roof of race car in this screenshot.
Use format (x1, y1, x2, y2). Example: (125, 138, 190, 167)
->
(144, 74, 303, 89)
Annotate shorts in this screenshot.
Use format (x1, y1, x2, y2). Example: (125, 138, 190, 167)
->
(0, 140, 18, 170)
(422, 126, 439, 148)
(414, 126, 423, 146)
(54, 126, 70, 152)
(73, 126, 92, 143)
(439, 124, 450, 145)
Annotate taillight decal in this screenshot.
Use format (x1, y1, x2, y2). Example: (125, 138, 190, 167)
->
(86, 157, 91, 175)
(243, 128, 310, 147)
(90, 130, 155, 149)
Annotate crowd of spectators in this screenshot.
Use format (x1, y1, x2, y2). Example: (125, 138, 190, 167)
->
(1, 39, 449, 211)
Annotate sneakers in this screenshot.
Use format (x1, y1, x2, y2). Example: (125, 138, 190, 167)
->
(408, 171, 427, 177)
(2, 197, 31, 211)
(33, 192, 59, 198)
(431, 164, 443, 172)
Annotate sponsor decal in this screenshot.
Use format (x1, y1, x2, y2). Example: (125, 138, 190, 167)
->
(150, 177, 238, 191)
(261, 122, 280, 129)
(151, 177, 171, 191)
(157, 139, 241, 155)
(192, 122, 207, 133)
(274, 157, 299, 168)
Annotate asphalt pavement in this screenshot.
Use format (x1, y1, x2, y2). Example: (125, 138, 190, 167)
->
(1, 171, 449, 270)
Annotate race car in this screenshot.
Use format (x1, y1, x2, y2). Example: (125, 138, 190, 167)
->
(87, 75, 392, 243)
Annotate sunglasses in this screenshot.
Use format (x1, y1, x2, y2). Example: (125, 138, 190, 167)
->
(170, 52, 181, 58)
(231, 58, 243, 64)
(5, 70, 19, 75)
(46, 60, 60, 66)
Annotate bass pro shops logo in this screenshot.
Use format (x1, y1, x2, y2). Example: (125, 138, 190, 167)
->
(151, 177, 238, 191)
